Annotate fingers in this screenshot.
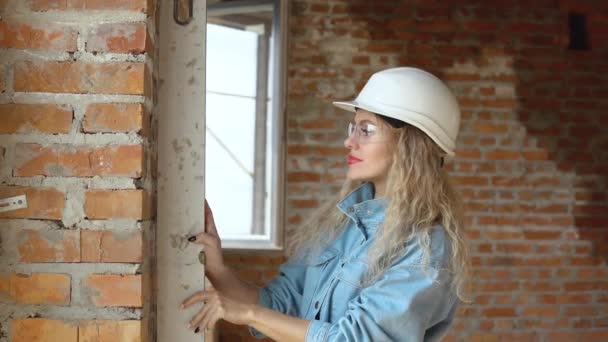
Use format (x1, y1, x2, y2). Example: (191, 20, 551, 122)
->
(187, 199, 220, 246)
(189, 296, 216, 330)
(198, 304, 221, 334)
(180, 288, 226, 334)
(204, 200, 219, 235)
(188, 232, 219, 247)
(181, 289, 213, 309)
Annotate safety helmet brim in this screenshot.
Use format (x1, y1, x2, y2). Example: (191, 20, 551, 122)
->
(333, 99, 456, 156)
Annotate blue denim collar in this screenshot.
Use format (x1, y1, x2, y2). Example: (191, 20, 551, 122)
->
(337, 182, 387, 233)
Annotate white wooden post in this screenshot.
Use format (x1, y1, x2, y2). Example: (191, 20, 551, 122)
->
(157, 0, 209, 341)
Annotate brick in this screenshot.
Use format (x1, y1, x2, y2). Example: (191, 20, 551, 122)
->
(478, 281, 519, 292)
(417, 20, 456, 32)
(485, 150, 522, 160)
(83, 103, 143, 133)
(0, 272, 9, 297)
(14, 61, 145, 95)
(455, 148, 481, 159)
(309, 2, 329, 13)
(0, 104, 72, 134)
(17, 229, 80, 262)
(0, 66, 5, 92)
(352, 56, 370, 65)
(290, 199, 318, 209)
(11, 318, 77, 342)
(29, 0, 147, 12)
(298, 119, 337, 129)
(573, 217, 608, 228)
(85, 274, 142, 307)
(495, 243, 532, 253)
(522, 230, 562, 240)
(9, 272, 71, 305)
(287, 172, 320, 182)
(0, 20, 77, 51)
(84, 189, 151, 219)
(463, 19, 499, 31)
(81, 230, 142, 263)
(452, 176, 488, 186)
(471, 122, 508, 134)
(0, 186, 64, 220)
(523, 150, 550, 161)
(14, 144, 143, 177)
(287, 145, 344, 156)
(573, 204, 608, 216)
(79, 320, 141, 342)
(482, 307, 516, 317)
(508, 23, 561, 33)
(492, 176, 524, 187)
(87, 22, 146, 54)
(522, 306, 560, 317)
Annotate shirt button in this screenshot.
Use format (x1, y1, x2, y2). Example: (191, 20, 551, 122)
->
(314, 301, 320, 309)
(348, 207, 354, 213)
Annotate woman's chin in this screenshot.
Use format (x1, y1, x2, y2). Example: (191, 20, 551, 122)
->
(346, 171, 368, 183)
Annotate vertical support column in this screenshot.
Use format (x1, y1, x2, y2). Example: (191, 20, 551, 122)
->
(157, 0, 207, 341)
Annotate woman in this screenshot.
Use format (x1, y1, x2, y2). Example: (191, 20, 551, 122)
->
(181, 67, 469, 341)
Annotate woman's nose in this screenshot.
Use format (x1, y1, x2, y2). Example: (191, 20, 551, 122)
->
(344, 134, 357, 149)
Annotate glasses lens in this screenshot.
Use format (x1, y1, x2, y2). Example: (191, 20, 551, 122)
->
(348, 122, 355, 137)
(361, 123, 377, 136)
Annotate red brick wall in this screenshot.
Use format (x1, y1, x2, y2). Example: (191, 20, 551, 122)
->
(221, 0, 608, 341)
(0, 0, 155, 340)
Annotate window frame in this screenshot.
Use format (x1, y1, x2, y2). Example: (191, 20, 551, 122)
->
(206, 0, 288, 250)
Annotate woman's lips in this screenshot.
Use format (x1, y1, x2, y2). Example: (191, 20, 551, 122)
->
(348, 155, 362, 165)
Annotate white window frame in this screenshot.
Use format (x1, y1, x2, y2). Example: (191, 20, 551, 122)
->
(207, 0, 288, 250)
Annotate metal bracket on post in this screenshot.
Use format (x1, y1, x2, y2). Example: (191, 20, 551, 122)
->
(0, 195, 27, 213)
(174, 0, 194, 25)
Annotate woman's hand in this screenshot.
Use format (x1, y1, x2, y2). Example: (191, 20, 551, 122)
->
(189, 199, 225, 277)
(181, 288, 255, 333)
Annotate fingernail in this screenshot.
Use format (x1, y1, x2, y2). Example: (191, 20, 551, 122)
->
(187, 236, 196, 242)
(194, 327, 200, 334)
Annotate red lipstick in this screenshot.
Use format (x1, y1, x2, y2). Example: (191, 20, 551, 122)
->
(348, 154, 362, 165)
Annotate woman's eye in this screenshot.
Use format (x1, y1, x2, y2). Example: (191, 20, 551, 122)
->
(360, 125, 376, 136)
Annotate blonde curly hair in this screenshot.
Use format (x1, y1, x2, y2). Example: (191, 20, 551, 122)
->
(286, 118, 470, 301)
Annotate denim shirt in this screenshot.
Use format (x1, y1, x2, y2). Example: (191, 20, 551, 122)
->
(249, 182, 458, 341)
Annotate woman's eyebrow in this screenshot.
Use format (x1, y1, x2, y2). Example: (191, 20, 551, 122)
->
(354, 119, 377, 125)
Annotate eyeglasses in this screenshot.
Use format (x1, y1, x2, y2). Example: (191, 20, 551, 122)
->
(347, 122, 379, 143)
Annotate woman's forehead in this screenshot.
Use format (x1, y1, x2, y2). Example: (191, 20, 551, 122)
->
(354, 109, 377, 122)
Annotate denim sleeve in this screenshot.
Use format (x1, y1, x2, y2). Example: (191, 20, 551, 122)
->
(305, 265, 454, 342)
(248, 261, 307, 339)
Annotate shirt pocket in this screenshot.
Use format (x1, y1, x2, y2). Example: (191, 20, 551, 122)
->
(302, 247, 341, 317)
(329, 259, 368, 320)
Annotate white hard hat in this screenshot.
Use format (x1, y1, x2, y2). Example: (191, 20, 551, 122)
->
(333, 67, 461, 156)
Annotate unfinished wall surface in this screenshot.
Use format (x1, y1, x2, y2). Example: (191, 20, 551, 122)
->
(0, 0, 157, 340)
(221, 0, 608, 341)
